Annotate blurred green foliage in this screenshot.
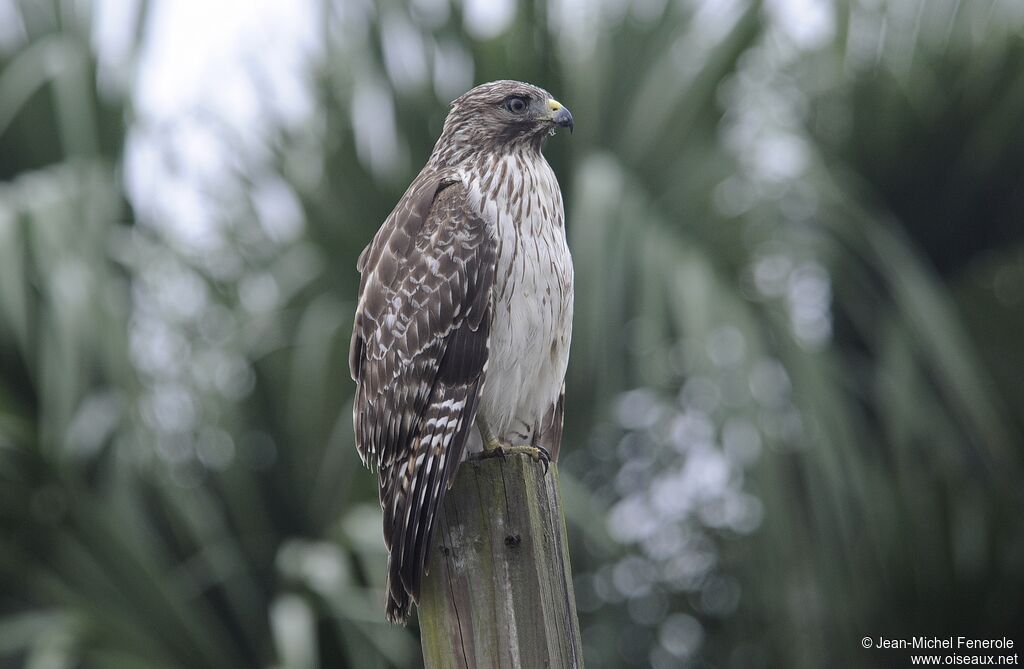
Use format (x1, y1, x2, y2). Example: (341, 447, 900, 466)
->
(1, 0, 1023, 668)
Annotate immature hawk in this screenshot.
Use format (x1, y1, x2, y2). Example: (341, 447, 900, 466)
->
(349, 80, 575, 623)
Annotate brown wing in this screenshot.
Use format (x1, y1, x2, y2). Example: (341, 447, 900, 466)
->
(349, 171, 496, 623)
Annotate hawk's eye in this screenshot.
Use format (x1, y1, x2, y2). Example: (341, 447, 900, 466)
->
(505, 96, 528, 114)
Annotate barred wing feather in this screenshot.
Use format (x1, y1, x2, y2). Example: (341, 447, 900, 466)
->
(349, 173, 496, 623)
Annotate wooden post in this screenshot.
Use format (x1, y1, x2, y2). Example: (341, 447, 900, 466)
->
(418, 452, 583, 668)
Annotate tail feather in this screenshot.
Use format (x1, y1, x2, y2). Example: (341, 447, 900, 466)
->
(380, 378, 481, 625)
(534, 384, 566, 462)
(386, 580, 412, 624)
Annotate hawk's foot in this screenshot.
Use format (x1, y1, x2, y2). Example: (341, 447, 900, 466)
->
(478, 444, 550, 474)
(522, 444, 551, 474)
(481, 432, 503, 453)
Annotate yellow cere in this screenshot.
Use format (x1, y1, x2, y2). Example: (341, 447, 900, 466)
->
(547, 99, 563, 112)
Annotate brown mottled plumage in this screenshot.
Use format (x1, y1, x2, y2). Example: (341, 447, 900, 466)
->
(350, 80, 574, 623)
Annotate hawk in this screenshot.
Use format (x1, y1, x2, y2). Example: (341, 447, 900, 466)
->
(349, 80, 575, 623)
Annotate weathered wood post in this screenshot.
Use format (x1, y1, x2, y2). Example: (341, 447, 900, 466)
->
(418, 452, 583, 668)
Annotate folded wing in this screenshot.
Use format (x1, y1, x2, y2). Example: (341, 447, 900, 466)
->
(350, 172, 496, 623)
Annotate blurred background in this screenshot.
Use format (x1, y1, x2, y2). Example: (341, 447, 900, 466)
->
(1, 0, 1023, 667)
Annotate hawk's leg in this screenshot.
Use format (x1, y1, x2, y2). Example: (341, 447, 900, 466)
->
(476, 415, 504, 453)
(474, 417, 550, 473)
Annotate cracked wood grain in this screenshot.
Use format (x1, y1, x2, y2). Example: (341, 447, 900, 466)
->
(418, 453, 583, 668)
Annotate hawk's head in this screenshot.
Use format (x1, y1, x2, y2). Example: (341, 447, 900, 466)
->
(440, 80, 573, 153)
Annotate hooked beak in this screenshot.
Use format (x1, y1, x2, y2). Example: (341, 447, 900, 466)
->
(546, 98, 574, 134)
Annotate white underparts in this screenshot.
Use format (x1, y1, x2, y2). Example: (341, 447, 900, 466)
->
(462, 150, 574, 446)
